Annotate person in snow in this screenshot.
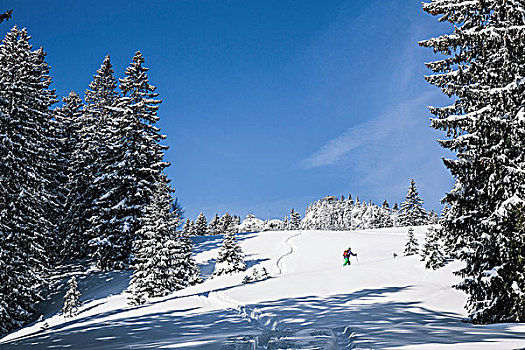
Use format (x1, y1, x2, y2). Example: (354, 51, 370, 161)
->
(343, 247, 357, 266)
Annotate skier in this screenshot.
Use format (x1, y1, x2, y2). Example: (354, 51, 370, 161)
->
(343, 247, 357, 266)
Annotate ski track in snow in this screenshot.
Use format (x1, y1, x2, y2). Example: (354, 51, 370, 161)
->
(4, 228, 525, 349)
(203, 230, 356, 349)
(203, 230, 304, 332)
(276, 230, 303, 276)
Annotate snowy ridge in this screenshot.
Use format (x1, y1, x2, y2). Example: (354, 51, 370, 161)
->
(1, 228, 525, 349)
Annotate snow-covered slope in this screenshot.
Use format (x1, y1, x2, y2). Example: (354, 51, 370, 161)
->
(2, 228, 525, 349)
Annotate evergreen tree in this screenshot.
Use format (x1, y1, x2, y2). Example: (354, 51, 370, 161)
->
(82, 54, 127, 269)
(232, 215, 241, 230)
(0, 26, 56, 333)
(421, 226, 447, 270)
(421, 0, 525, 323)
(403, 228, 419, 256)
(428, 210, 439, 225)
(127, 178, 198, 304)
(0, 10, 12, 23)
(439, 205, 450, 225)
(171, 197, 184, 228)
(208, 214, 220, 235)
(242, 275, 252, 284)
(61, 277, 81, 318)
(364, 205, 380, 229)
(213, 231, 246, 276)
(53, 91, 84, 257)
(182, 219, 194, 237)
(342, 199, 353, 230)
(194, 212, 208, 236)
(378, 206, 393, 228)
(399, 179, 428, 226)
(65, 55, 119, 260)
(289, 208, 301, 230)
(91, 51, 169, 269)
(391, 202, 400, 227)
(177, 226, 201, 287)
(252, 268, 260, 281)
(219, 212, 235, 234)
(261, 267, 270, 279)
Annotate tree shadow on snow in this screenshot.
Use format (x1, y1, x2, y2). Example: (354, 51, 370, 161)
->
(240, 286, 525, 349)
(245, 257, 270, 270)
(191, 233, 257, 255)
(0, 305, 256, 350)
(31, 260, 131, 326)
(197, 258, 217, 278)
(4, 286, 525, 349)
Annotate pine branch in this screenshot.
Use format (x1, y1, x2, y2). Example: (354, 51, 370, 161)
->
(0, 10, 12, 23)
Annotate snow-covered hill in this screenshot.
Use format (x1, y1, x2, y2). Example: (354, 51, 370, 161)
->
(2, 227, 525, 349)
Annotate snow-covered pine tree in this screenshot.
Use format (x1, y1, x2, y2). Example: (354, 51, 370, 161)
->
(61, 276, 81, 318)
(194, 212, 208, 236)
(379, 200, 394, 228)
(369, 205, 385, 229)
(171, 197, 184, 228)
(335, 198, 346, 230)
(213, 230, 246, 276)
(421, 0, 525, 323)
(0, 26, 56, 333)
(65, 55, 119, 261)
(261, 267, 270, 279)
(0, 232, 42, 334)
(53, 91, 84, 257)
(391, 202, 400, 227)
(219, 212, 235, 234)
(428, 210, 439, 225)
(182, 219, 194, 237)
(91, 51, 170, 269)
(283, 215, 289, 230)
(177, 224, 202, 287)
(232, 215, 241, 230)
(421, 226, 447, 270)
(209, 214, 220, 235)
(341, 197, 353, 230)
(399, 179, 428, 227)
(290, 208, 301, 230)
(262, 219, 269, 231)
(439, 205, 449, 225)
(127, 177, 198, 304)
(0, 10, 12, 23)
(380, 208, 393, 229)
(403, 228, 419, 256)
(252, 268, 260, 281)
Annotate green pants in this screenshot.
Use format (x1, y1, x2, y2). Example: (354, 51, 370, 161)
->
(343, 257, 350, 266)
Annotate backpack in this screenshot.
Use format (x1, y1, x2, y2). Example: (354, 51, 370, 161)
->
(343, 250, 349, 258)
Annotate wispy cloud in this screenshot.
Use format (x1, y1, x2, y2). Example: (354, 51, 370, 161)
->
(300, 91, 436, 169)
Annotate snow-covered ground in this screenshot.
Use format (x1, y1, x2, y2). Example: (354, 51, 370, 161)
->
(2, 227, 525, 349)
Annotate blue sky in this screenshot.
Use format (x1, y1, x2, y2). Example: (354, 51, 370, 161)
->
(2, 0, 454, 221)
